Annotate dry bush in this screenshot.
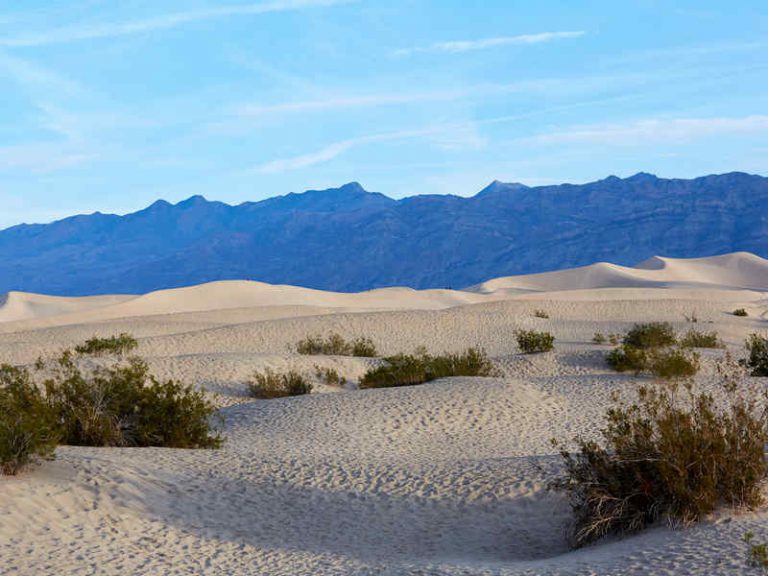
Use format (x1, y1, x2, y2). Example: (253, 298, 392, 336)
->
(359, 347, 495, 389)
(734, 308, 749, 317)
(0, 365, 58, 475)
(533, 309, 550, 319)
(295, 333, 377, 357)
(248, 369, 312, 399)
(516, 330, 555, 354)
(592, 333, 607, 345)
(553, 359, 768, 547)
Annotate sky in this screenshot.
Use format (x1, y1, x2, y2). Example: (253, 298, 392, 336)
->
(0, 0, 767, 229)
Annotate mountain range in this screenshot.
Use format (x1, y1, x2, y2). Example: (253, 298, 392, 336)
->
(1, 172, 766, 296)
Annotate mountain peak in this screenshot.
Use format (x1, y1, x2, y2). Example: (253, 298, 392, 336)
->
(475, 180, 530, 197)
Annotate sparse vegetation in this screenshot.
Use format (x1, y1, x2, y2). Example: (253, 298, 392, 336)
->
(623, 322, 677, 349)
(679, 329, 724, 349)
(608, 333, 622, 346)
(516, 330, 555, 354)
(682, 310, 699, 323)
(554, 360, 768, 547)
(744, 531, 768, 572)
(314, 366, 345, 387)
(734, 308, 749, 317)
(359, 347, 494, 389)
(592, 332, 607, 345)
(248, 368, 313, 399)
(44, 350, 221, 448)
(74, 333, 138, 356)
(607, 343, 699, 379)
(294, 333, 377, 357)
(533, 309, 550, 319)
(746, 334, 768, 377)
(0, 365, 58, 475)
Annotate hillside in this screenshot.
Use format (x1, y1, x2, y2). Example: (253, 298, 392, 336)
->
(0, 172, 766, 295)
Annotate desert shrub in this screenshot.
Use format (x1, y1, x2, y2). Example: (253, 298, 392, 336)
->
(295, 333, 377, 357)
(359, 347, 494, 389)
(746, 334, 768, 377)
(607, 345, 699, 378)
(682, 311, 699, 324)
(516, 330, 555, 354)
(679, 329, 723, 349)
(734, 308, 749, 317)
(533, 309, 550, 319)
(648, 348, 700, 379)
(74, 333, 138, 357)
(553, 368, 768, 547)
(43, 347, 220, 449)
(0, 365, 59, 475)
(606, 344, 648, 373)
(744, 532, 768, 571)
(315, 366, 345, 387)
(623, 322, 677, 349)
(592, 332, 607, 345)
(248, 369, 312, 399)
(608, 333, 622, 346)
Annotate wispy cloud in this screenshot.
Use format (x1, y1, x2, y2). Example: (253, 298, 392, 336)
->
(531, 115, 768, 145)
(0, 0, 351, 47)
(395, 31, 585, 56)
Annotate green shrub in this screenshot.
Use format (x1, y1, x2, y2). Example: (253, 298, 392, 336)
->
(533, 309, 550, 319)
(248, 369, 312, 399)
(314, 366, 345, 387)
(746, 334, 768, 377)
(592, 332, 607, 345)
(648, 348, 700, 379)
(516, 330, 555, 354)
(607, 345, 699, 378)
(679, 329, 723, 349)
(623, 322, 677, 349)
(553, 372, 768, 547)
(74, 333, 138, 357)
(43, 351, 221, 448)
(359, 347, 494, 389)
(744, 532, 768, 571)
(606, 344, 648, 373)
(734, 308, 749, 317)
(0, 365, 59, 475)
(294, 333, 377, 357)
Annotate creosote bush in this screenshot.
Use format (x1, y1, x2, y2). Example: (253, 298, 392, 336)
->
(44, 350, 221, 448)
(746, 334, 768, 377)
(623, 322, 677, 349)
(74, 333, 138, 356)
(733, 308, 749, 317)
(607, 344, 700, 379)
(359, 347, 494, 389)
(592, 333, 607, 345)
(315, 366, 345, 387)
(294, 333, 377, 357)
(679, 329, 724, 349)
(553, 359, 768, 547)
(248, 369, 312, 399)
(0, 365, 58, 475)
(516, 330, 555, 354)
(533, 309, 550, 319)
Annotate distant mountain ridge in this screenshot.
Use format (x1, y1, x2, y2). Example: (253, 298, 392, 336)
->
(1, 172, 766, 296)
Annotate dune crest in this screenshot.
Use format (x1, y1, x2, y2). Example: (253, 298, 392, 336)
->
(0, 252, 765, 325)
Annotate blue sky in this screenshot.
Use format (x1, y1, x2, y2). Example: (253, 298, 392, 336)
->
(1, 0, 767, 228)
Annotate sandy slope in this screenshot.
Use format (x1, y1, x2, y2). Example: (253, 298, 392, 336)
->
(0, 252, 767, 575)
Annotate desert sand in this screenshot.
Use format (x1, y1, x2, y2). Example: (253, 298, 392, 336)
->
(1, 251, 767, 575)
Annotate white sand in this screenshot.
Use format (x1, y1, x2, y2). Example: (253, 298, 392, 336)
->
(0, 252, 767, 575)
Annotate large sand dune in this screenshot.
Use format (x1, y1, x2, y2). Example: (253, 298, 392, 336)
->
(0, 252, 767, 575)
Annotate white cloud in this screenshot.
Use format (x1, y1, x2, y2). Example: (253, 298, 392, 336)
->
(396, 31, 585, 56)
(0, 0, 352, 47)
(531, 115, 768, 145)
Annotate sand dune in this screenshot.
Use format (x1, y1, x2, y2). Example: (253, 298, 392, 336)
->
(0, 252, 767, 575)
(1, 252, 765, 328)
